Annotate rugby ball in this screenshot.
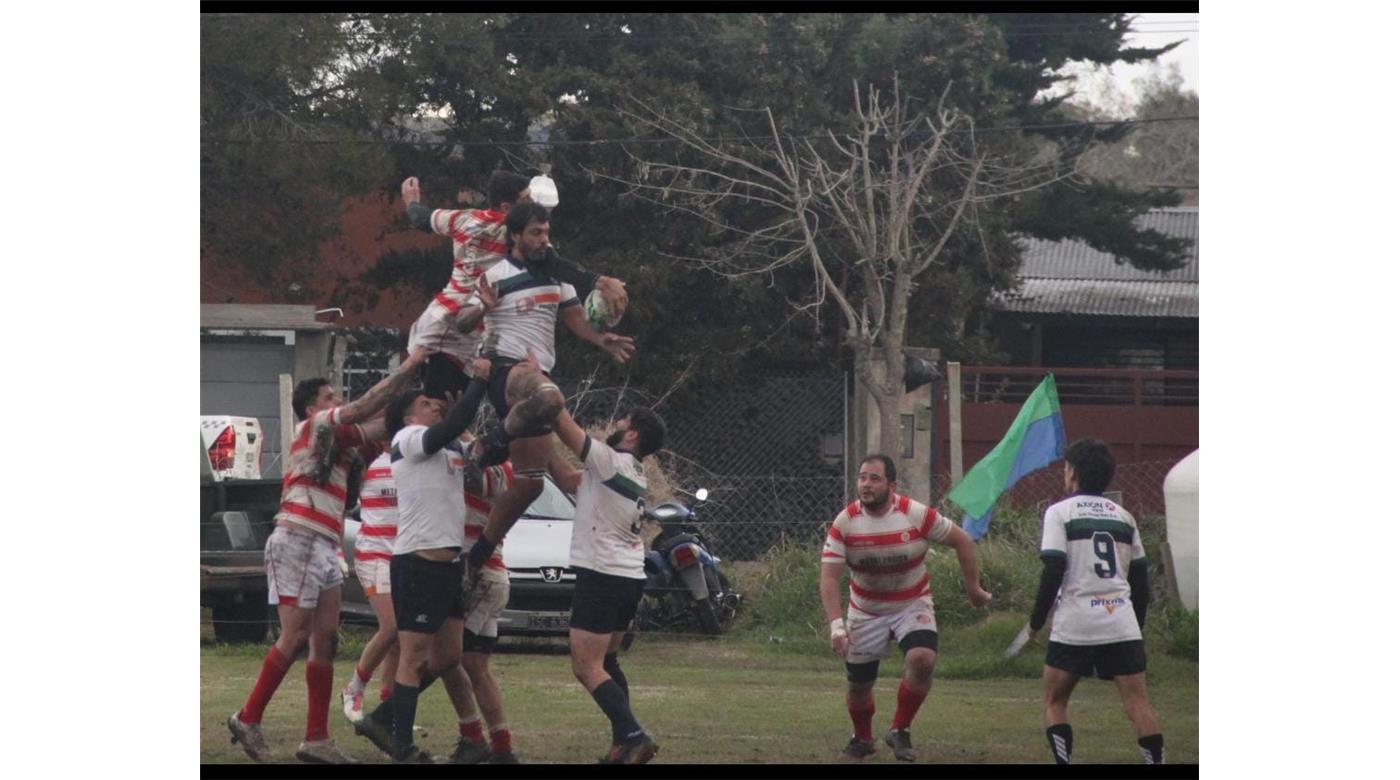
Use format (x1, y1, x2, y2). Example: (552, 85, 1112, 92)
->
(584, 289, 624, 330)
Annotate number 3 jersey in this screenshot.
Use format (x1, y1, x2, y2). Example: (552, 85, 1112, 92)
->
(1040, 494, 1148, 645)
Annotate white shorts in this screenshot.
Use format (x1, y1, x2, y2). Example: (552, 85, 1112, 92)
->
(408, 305, 482, 366)
(462, 576, 510, 639)
(845, 599, 939, 665)
(354, 554, 392, 597)
(265, 526, 343, 609)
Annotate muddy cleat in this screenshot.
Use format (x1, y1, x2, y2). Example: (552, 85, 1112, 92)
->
(353, 716, 394, 756)
(503, 385, 564, 438)
(838, 736, 877, 762)
(392, 745, 436, 764)
(341, 688, 364, 724)
(598, 744, 624, 764)
(449, 738, 491, 764)
(227, 713, 271, 763)
(617, 735, 659, 765)
(485, 750, 521, 764)
(884, 728, 916, 762)
(295, 738, 358, 764)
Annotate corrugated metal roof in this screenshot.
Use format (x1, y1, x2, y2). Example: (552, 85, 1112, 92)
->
(995, 208, 1198, 318)
(1016, 207, 1197, 281)
(995, 279, 1197, 318)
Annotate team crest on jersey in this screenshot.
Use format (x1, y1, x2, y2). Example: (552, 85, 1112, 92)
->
(515, 298, 539, 313)
(916, 613, 932, 624)
(900, 530, 911, 542)
(1090, 596, 1128, 614)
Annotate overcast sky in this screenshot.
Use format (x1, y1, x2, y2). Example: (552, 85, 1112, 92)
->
(1061, 12, 1199, 114)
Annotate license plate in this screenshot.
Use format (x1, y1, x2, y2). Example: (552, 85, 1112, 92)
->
(527, 613, 570, 631)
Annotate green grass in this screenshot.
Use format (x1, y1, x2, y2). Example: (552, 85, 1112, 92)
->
(202, 520, 1197, 764)
(202, 630, 1196, 765)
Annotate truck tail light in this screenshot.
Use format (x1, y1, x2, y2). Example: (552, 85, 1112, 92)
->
(209, 425, 237, 472)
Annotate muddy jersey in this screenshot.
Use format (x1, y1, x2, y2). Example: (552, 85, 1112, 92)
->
(464, 461, 515, 583)
(1040, 493, 1147, 645)
(821, 495, 954, 616)
(470, 256, 580, 373)
(276, 407, 378, 541)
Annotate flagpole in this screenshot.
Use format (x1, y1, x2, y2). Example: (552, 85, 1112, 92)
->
(948, 361, 964, 482)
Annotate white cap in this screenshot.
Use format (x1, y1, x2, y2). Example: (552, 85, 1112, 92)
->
(529, 175, 559, 209)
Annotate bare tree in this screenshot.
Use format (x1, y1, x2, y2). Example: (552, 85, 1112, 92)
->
(596, 79, 1076, 454)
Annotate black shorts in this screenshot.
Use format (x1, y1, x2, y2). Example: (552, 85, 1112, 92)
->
(569, 568, 646, 634)
(484, 356, 553, 422)
(390, 553, 467, 633)
(462, 629, 499, 655)
(420, 353, 472, 400)
(1046, 640, 1147, 680)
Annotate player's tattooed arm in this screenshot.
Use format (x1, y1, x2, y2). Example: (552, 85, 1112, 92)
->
(455, 282, 499, 334)
(337, 346, 432, 425)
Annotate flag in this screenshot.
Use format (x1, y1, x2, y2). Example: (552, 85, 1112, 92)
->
(947, 374, 1067, 540)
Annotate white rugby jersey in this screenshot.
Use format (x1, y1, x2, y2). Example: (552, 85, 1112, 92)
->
(276, 407, 380, 542)
(821, 495, 954, 616)
(465, 461, 514, 583)
(570, 438, 647, 579)
(354, 452, 397, 562)
(1040, 493, 1147, 645)
(407, 208, 509, 362)
(471, 256, 580, 373)
(390, 425, 468, 554)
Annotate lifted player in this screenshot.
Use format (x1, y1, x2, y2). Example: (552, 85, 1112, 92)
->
(1028, 439, 1164, 765)
(820, 455, 992, 763)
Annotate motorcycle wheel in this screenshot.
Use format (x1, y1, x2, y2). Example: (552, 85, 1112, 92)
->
(694, 598, 722, 635)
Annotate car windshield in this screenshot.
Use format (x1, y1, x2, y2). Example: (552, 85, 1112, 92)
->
(522, 477, 575, 521)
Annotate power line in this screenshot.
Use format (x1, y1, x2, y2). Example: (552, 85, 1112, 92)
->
(201, 115, 1197, 148)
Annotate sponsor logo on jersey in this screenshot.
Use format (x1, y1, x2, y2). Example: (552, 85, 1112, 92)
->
(1090, 596, 1128, 614)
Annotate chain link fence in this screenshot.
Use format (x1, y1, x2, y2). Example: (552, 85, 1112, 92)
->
(930, 458, 1178, 529)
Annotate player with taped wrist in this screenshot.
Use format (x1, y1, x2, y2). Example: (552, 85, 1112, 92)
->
(1027, 439, 1164, 765)
(820, 454, 992, 763)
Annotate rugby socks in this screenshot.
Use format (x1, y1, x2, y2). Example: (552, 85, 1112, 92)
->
(589, 679, 645, 744)
(238, 645, 292, 724)
(891, 680, 929, 730)
(603, 653, 630, 700)
(1046, 723, 1073, 765)
(847, 692, 876, 742)
(1138, 733, 1164, 764)
(459, 715, 486, 743)
(370, 674, 439, 727)
(345, 664, 370, 696)
(305, 661, 334, 741)
(379, 681, 393, 702)
(390, 682, 422, 758)
(490, 726, 513, 755)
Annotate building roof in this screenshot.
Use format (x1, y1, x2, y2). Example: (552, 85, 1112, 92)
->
(995, 207, 1197, 318)
(200, 304, 335, 331)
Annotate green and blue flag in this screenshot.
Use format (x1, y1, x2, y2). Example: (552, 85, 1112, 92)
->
(947, 374, 1066, 540)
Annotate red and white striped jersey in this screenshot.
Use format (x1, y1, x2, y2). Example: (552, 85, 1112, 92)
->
(354, 452, 397, 562)
(427, 208, 510, 320)
(276, 407, 379, 542)
(465, 461, 515, 583)
(821, 495, 955, 616)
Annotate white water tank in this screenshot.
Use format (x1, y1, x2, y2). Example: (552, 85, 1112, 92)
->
(1163, 449, 1199, 612)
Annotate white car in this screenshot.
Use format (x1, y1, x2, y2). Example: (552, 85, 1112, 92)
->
(341, 475, 579, 636)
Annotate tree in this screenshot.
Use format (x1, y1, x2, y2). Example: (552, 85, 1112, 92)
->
(603, 79, 1077, 453)
(1076, 65, 1199, 206)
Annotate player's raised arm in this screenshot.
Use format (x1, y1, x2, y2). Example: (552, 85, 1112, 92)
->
(560, 304, 635, 364)
(337, 346, 432, 425)
(551, 402, 589, 462)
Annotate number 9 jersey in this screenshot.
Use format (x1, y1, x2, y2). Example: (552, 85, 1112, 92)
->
(1039, 494, 1148, 645)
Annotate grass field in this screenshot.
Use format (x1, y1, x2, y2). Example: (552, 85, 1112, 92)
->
(200, 617, 1197, 765)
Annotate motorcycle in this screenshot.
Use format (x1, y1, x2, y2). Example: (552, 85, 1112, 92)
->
(636, 488, 743, 635)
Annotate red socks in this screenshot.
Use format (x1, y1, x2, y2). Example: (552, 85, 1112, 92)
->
(460, 718, 485, 742)
(847, 695, 876, 741)
(891, 680, 929, 731)
(490, 727, 512, 755)
(238, 646, 292, 724)
(305, 661, 334, 741)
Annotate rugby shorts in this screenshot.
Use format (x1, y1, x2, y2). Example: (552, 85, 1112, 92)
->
(845, 598, 940, 666)
(1046, 639, 1147, 680)
(462, 575, 511, 651)
(353, 553, 392, 597)
(570, 567, 646, 634)
(265, 525, 343, 609)
(391, 553, 467, 633)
